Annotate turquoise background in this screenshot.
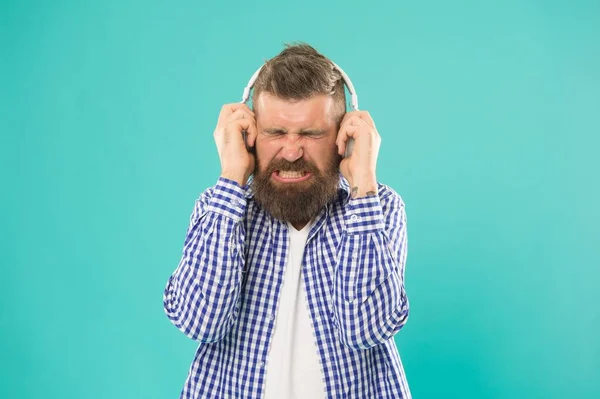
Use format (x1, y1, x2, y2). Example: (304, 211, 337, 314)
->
(1, 0, 599, 398)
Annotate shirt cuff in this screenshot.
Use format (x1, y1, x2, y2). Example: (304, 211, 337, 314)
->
(206, 177, 247, 221)
(345, 195, 385, 234)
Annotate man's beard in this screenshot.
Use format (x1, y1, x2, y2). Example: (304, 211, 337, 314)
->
(252, 153, 341, 225)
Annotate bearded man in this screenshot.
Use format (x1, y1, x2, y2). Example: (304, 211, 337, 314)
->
(163, 43, 411, 399)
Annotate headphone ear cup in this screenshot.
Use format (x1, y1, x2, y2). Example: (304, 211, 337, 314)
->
(344, 138, 355, 158)
(242, 130, 256, 154)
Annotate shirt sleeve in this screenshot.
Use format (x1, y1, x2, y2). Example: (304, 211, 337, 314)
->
(163, 177, 247, 343)
(333, 185, 409, 350)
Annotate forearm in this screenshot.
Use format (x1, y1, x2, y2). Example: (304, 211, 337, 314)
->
(333, 191, 409, 350)
(163, 178, 247, 342)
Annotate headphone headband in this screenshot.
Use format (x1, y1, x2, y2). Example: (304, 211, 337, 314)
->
(240, 61, 359, 111)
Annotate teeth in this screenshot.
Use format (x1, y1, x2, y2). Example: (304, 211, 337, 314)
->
(279, 170, 305, 179)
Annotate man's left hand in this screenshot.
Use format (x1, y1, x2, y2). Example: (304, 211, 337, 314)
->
(336, 110, 381, 198)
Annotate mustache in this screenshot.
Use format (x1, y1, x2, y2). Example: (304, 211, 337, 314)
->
(264, 158, 320, 174)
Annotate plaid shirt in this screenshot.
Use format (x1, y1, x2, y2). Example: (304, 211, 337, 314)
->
(163, 175, 411, 398)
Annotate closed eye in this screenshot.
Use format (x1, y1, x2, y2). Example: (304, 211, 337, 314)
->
(263, 128, 287, 136)
(301, 129, 326, 138)
(262, 128, 326, 138)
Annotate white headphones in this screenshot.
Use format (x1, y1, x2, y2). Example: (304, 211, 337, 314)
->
(240, 61, 359, 157)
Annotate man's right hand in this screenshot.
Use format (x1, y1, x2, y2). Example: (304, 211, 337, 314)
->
(213, 103, 257, 186)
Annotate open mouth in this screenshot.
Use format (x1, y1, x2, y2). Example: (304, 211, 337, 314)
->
(272, 170, 312, 183)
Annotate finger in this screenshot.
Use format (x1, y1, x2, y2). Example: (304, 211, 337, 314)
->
(242, 118, 258, 147)
(224, 102, 254, 116)
(237, 111, 258, 147)
(219, 103, 254, 124)
(355, 110, 376, 128)
(336, 115, 375, 155)
(340, 110, 357, 127)
(336, 123, 361, 156)
(228, 108, 255, 123)
(336, 115, 368, 144)
(342, 110, 375, 130)
(346, 115, 374, 136)
(231, 118, 258, 147)
(336, 117, 350, 155)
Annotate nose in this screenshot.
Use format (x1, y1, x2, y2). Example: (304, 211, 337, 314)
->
(280, 134, 303, 163)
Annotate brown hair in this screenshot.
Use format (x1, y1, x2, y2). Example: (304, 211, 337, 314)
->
(251, 42, 346, 123)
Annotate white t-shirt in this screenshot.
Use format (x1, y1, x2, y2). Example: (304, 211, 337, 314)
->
(263, 221, 326, 399)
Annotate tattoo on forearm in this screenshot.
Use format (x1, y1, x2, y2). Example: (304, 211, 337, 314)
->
(351, 187, 378, 198)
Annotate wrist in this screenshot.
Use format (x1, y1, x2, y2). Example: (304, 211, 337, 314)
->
(220, 170, 248, 187)
(349, 177, 378, 198)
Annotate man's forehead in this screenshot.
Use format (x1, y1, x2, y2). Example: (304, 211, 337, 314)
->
(255, 93, 336, 127)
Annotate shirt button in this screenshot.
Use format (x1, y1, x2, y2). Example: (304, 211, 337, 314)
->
(259, 361, 265, 368)
(350, 214, 359, 222)
(275, 265, 281, 271)
(351, 252, 358, 260)
(267, 313, 275, 321)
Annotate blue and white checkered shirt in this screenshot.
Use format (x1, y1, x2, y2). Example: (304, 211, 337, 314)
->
(163, 174, 411, 398)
